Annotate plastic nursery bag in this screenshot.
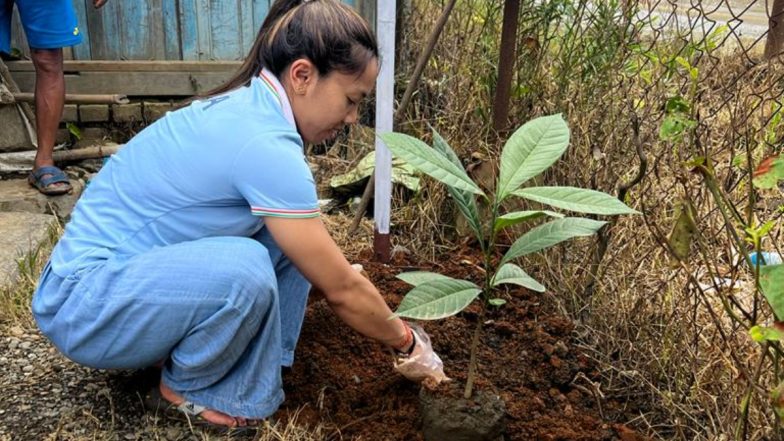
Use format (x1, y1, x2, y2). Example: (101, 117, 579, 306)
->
(393, 323, 450, 386)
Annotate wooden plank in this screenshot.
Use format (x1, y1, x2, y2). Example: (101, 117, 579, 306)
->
(120, 1, 151, 59)
(162, 0, 181, 59)
(210, 0, 242, 60)
(71, 0, 91, 60)
(195, 0, 212, 60)
(149, 0, 166, 60)
(358, 0, 376, 31)
(10, 71, 234, 96)
(179, 0, 200, 60)
(86, 0, 121, 59)
(71, 0, 92, 60)
(251, 0, 270, 31)
(5, 60, 242, 72)
(240, 0, 255, 56)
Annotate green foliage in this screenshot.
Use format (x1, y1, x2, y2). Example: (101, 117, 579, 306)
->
(393, 279, 482, 320)
(494, 210, 563, 233)
(395, 271, 454, 286)
(381, 114, 634, 322)
(749, 325, 784, 343)
(660, 96, 696, 142)
(496, 114, 570, 202)
(66, 122, 82, 140)
(500, 217, 607, 265)
(491, 263, 545, 292)
(512, 186, 639, 215)
(753, 155, 784, 190)
(377, 132, 484, 195)
(761, 265, 784, 320)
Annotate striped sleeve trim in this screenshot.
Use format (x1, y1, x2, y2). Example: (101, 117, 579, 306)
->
(251, 206, 321, 218)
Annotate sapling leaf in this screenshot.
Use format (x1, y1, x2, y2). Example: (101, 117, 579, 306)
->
(512, 186, 638, 215)
(761, 265, 784, 320)
(396, 271, 454, 286)
(431, 129, 483, 240)
(492, 263, 546, 292)
(379, 132, 484, 195)
(493, 210, 564, 233)
(501, 217, 607, 265)
(496, 114, 570, 201)
(393, 279, 482, 320)
(489, 298, 506, 306)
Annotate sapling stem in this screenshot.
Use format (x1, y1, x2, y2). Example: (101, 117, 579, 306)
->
(464, 303, 487, 399)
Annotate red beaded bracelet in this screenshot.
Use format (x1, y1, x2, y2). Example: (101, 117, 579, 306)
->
(392, 322, 414, 354)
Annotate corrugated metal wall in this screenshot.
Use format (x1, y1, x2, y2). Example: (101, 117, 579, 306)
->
(9, 0, 375, 61)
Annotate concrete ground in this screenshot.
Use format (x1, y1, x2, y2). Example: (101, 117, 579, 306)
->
(0, 173, 84, 287)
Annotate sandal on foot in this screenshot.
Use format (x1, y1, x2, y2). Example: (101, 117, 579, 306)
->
(142, 387, 254, 434)
(28, 166, 72, 196)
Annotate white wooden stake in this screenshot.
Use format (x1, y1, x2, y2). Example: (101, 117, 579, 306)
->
(373, 0, 395, 261)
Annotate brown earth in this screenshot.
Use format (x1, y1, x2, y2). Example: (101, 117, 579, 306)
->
(0, 240, 650, 440)
(279, 245, 649, 441)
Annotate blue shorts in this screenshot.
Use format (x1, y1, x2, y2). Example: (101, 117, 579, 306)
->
(0, 0, 82, 54)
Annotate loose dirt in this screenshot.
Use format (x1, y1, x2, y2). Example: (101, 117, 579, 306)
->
(0, 242, 649, 440)
(280, 245, 649, 441)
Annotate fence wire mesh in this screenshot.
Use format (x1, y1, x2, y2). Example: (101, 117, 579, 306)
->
(393, 1, 784, 439)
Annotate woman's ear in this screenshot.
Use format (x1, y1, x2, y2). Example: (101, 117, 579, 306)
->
(287, 59, 316, 95)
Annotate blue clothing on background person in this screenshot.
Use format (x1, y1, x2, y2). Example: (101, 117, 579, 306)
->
(0, 0, 82, 53)
(32, 70, 320, 419)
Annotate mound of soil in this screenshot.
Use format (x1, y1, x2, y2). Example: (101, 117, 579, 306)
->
(280, 246, 647, 441)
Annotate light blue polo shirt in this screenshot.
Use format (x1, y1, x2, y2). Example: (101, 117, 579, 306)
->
(50, 70, 319, 279)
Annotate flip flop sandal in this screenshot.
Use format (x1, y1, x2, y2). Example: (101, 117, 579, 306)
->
(142, 387, 256, 434)
(28, 166, 73, 196)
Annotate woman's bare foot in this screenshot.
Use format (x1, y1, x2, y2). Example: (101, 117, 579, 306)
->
(158, 381, 247, 427)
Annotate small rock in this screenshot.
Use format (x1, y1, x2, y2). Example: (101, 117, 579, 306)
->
(9, 326, 24, 337)
(554, 340, 569, 357)
(22, 365, 33, 373)
(165, 427, 181, 440)
(19, 342, 31, 350)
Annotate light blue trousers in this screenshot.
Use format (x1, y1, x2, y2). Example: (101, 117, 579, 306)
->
(32, 227, 311, 419)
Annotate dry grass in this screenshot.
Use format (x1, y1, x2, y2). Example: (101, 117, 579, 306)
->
(0, 222, 61, 329)
(377, 1, 784, 439)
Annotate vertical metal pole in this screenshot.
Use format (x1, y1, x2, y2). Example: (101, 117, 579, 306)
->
(373, 0, 396, 262)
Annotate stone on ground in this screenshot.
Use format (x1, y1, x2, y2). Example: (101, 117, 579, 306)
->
(0, 177, 84, 219)
(0, 104, 33, 152)
(0, 211, 56, 287)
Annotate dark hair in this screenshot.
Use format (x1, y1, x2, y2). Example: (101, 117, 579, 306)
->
(202, 0, 378, 99)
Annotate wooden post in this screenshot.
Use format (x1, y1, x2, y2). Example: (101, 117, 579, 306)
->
(493, 0, 521, 132)
(766, 0, 784, 60)
(350, 0, 458, 250)
(374, 0, 396, 262)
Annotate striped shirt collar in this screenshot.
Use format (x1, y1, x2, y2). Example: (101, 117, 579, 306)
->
(259, 68, 296, 128)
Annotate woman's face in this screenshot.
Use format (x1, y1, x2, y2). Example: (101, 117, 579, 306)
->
(285, 58, 379, 144)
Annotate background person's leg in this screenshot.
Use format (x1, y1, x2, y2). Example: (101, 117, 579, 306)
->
(30, 48, 69, 189)
(33, 236, 287, 419)
(16, 0, 82, 194)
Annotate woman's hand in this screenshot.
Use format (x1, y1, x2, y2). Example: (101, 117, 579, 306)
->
(393, 323, 449, 385)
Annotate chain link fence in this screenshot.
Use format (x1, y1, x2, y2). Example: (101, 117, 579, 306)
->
(392, 1, 784, 438)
